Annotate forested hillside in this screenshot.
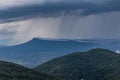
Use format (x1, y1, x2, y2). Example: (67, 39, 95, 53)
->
(35, 48, 120, 80)
(0, 61, 59, 80)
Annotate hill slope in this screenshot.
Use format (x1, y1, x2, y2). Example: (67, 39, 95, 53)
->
(0, 61, 58, 80)
(0, 38, 97, 67)
(1, 38, 120, 67)
(35, 48, 120, 80)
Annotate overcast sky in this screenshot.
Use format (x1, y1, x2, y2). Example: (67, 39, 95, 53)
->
(0, 0, 120, 45)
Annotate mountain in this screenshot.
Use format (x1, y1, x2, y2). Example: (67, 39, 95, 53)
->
(1, 38, 120, 67)
(0, 61, 58, 80)
(0, 38, 97, 67)
(35, 48, 120, 80)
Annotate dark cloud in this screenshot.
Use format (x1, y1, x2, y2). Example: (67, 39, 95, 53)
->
(0, 0, 119, 45)
(0, 2, 95, 19)
(0, 0, 119, 23)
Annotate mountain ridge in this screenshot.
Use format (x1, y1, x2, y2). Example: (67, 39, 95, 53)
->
(1, 38, 120, 67)
(0, 38, 96, 67)
(35, 48, 120, 80)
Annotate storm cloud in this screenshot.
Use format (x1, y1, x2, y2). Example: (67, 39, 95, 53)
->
(0, 0, 119, 45)
(0, 0, 120, 23)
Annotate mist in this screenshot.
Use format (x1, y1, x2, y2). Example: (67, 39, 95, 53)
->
(0, 0, 120, 45)
(0, 11, 119, 45)
(58, 11, 120, 39)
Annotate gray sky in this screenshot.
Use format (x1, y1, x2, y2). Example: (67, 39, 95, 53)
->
(0, 0, 120, 45)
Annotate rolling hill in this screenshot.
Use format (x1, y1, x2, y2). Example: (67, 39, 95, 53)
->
(0, 38, 97, 67)
(35, 48, 120, 80)
(0, 38, 120, 67)
(0, 61, 59, 80)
